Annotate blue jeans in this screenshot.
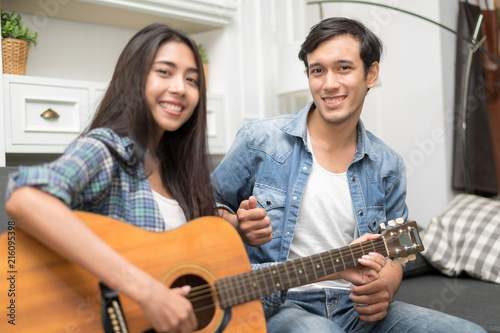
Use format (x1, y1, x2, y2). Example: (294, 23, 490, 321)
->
(264, 289, 486, 332)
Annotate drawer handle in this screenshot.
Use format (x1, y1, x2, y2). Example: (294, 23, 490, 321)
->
(40, 108, 60, 119)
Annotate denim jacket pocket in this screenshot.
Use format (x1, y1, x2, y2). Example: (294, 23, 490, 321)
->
(366, 206, 387, 233)
(253, 183, 286, 238)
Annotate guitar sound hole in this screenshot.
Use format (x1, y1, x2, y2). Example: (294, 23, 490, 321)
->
(171, 274, 215, 330)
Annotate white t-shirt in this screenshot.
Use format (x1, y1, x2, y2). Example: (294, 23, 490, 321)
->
(288, 131, 357, 291)
(151, 190, 187, 231)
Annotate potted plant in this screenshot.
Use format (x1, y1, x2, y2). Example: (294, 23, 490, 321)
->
(1, 10, 38, 75)
(198, 44, 209, 83)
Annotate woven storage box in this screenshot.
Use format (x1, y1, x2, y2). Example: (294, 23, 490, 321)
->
(2, 38, 30, 75)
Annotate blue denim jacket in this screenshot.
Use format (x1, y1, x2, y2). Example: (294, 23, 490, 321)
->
(212, 102, 408, 264)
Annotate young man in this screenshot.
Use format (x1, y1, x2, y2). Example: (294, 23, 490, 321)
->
(211, 17, 485, 332)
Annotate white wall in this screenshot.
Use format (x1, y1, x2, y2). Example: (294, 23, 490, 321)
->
(21, 14, 137, 82)
(192, 0, 311, 149)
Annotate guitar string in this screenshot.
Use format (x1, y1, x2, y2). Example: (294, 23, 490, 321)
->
(122, 231, 409, 314)
(123, 238, 397, 316)
(117, 236, 400, 311)
(192, 243, 387, 292)
(215, 245, 388, 307)
(186, 246, 388, 313)
(233, 243, 388, 294)
(183, 242, 389, 309)
(187, 242, 388, 305)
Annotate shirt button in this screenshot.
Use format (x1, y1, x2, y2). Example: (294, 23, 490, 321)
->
(359, 211, 364, 216)
(292, 196, 297, 200)
(303, 166, 307, 171)
(351, 177, 356, 182)
(266, 200, 271, 205)
(285, 232, 290, 236)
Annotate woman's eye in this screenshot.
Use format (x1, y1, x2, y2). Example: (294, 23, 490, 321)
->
(187, 77, 199, 86)
(156, 69, 170, 75)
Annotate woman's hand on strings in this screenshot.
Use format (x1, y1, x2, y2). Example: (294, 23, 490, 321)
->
(138, 280, 197, 333)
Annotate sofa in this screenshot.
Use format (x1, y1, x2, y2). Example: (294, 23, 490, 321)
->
(1, 166, 499, 332)
(396, 254, 500, 332)
(395, 194, 500, 333)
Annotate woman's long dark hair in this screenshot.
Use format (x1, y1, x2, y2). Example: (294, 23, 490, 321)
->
(86, 23, 216, 220)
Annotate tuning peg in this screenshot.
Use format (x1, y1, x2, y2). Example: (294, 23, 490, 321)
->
(388, 220, 396, 227)
(391, 260, 399, 267)
(396, 218, 404, 225)
(380, 223, 386, 230)
(407, 254, 417, 261)
(398, 257, 409, 264)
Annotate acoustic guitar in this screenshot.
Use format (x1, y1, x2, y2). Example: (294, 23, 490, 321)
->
(0, 212, 423, 333)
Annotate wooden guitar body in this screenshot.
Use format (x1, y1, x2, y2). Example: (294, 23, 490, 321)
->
(0, 212, 266, 333)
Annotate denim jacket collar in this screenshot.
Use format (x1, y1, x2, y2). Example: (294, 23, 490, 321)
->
(281, 101, 380, 163)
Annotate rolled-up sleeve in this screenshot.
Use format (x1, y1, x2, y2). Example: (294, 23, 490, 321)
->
(7, 135, 115, 208)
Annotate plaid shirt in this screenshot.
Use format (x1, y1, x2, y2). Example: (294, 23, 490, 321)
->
(7, 128, 166, 231)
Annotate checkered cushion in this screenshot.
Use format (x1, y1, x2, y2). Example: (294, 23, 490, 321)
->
(421, 194, 500, 283)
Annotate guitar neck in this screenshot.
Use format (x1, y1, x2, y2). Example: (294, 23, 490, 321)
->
(216, 238, 387, 309)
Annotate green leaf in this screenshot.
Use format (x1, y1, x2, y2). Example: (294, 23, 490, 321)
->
(1, 9, 38, 46)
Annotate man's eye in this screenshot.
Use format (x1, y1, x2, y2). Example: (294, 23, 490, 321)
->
(310, 68, 322, 74)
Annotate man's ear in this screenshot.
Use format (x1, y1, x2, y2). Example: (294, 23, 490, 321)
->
(366, 62, 379, 89)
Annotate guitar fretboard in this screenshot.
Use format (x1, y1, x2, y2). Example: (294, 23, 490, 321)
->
(215, 238, 387, 309)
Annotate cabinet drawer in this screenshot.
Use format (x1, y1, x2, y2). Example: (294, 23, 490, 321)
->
(5, 82, 91, 152)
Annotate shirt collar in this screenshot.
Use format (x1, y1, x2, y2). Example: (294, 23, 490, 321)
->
(281, 101, 380, 162)
(355, 119, 380, 162)
(280, 101, 313, 144)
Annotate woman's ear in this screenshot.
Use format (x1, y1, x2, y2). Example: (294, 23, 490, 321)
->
(366, 61, 380, 89)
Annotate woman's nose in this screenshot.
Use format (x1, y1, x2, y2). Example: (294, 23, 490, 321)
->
(168, 74, 186, 95)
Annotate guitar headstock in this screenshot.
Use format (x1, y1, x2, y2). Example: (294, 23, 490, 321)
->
(381, 219, 424, 266)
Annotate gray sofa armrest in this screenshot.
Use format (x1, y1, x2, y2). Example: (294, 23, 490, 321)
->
(395, 274, 500, 333)
(395, 254, 500, 333)
(1, 167, 18, 233)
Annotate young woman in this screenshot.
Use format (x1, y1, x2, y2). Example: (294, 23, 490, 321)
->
(5, 23, 216, 332)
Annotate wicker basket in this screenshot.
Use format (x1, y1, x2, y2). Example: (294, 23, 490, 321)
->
(2, 38, 30, 75)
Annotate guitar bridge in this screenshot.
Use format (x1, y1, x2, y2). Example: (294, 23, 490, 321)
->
(99, 282, 129, 333)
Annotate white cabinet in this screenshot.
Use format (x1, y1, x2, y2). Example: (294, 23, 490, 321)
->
(2, 75, 225, 159)
(0, 70, 226, 164)
(3, 75, 106, 154)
